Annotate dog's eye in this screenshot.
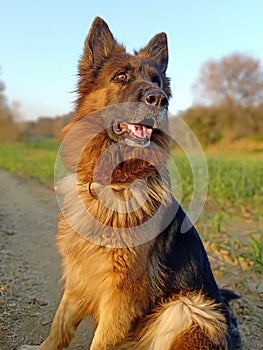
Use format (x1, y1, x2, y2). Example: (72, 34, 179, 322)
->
(114, 72, 128, 83)
(152, 76, 161, 87)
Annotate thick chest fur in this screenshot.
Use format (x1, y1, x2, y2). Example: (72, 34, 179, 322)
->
(57, 218, 154, 320)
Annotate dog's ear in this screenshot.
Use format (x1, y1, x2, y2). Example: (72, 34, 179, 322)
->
(137, 33, 168, 73)
(80, 17, 118, 72)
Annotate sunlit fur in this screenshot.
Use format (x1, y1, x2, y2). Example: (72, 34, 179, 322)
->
(19, 17, 238, 350)
(121, 292, 228, 350)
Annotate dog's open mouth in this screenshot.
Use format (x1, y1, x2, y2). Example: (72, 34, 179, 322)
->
(112, 119, 154, 147)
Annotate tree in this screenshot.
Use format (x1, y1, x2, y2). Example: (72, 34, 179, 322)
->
(193, 52, 263, 108)
(178, 106, 224, 145)
(192, 53, 263, 138)
(0, 79, 11, 123)
(0, 80, 7, 109)
(0, 76, 19, 142)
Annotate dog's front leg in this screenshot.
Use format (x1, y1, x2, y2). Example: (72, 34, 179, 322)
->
(19, 289, 86, 350)
(90, 300, 135, 350)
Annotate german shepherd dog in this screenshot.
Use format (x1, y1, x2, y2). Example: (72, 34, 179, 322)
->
(20, 17, 240, 350)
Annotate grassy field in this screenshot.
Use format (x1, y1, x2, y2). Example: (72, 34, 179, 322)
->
(170, 153, 263, 214)
(1, 140, 262, 265)
(0, 139, 262, 218)
(0, 139, 262, 341)
(0, 140, 60, 184)
(0, 140, 262, 201)
(0, 139, 262, 220)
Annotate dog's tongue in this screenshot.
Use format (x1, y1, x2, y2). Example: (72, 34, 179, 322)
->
(120, 123, 153, 140)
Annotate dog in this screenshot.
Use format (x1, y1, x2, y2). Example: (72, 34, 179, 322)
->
(20, 17, 240, 349)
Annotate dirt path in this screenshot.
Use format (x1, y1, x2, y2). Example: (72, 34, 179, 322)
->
(0, 170, 93, 349)
(0, 169, 262, 349)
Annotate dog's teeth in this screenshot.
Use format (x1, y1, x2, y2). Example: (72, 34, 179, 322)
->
(122, 123, 152, 140)
(131, 125, 136, 134)
(142, 125, 152, 140)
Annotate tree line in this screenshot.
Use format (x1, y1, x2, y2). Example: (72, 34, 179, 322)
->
(0, 79, 73, 142)
(178, 52, 263, 145)
(1, 51, 263, 145)
(0, 80, 19, 142)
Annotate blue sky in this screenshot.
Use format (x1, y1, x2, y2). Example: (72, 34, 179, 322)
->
(1, 0, 263, 120)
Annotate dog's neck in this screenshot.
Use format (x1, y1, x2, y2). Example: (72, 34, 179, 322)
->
(58, 171, 173, 248)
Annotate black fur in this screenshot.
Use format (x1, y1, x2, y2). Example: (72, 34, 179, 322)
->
(151, 198, 242, 349)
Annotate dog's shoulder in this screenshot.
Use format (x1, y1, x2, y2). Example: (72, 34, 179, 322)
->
(150, 199, 221, 301)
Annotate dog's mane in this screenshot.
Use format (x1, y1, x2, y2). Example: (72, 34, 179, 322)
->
(61, 110, 170, 184)
(58, 107, 173, 248)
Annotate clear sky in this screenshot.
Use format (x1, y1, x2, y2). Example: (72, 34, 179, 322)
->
(1, 0, 263, 120)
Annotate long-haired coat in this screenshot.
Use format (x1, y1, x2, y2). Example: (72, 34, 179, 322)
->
(20, 17, 240, 350)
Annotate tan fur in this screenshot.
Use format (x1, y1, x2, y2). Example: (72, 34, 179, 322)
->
(57, 171, 172, 247)
(19, 17, 230, 350)
(130, 293, 228, 350)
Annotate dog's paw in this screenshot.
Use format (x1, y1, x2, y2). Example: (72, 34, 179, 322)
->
(18, 346, 40, 350)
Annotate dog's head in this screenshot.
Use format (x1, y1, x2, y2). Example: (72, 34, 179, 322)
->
(61, 18, 172, 183)
(59, 18, 174, 239)
(74, 17, 171, 149)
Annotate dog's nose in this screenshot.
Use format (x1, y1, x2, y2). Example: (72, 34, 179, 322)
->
(145, 89, 168, 108)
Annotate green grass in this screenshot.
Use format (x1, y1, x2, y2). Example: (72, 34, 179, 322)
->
(0, 140, 262, 210)
(206, 155, 263, 202)
(239, 234, 263, 274)
(170, 153, 263, 213)
(0, 140, 59, 184)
